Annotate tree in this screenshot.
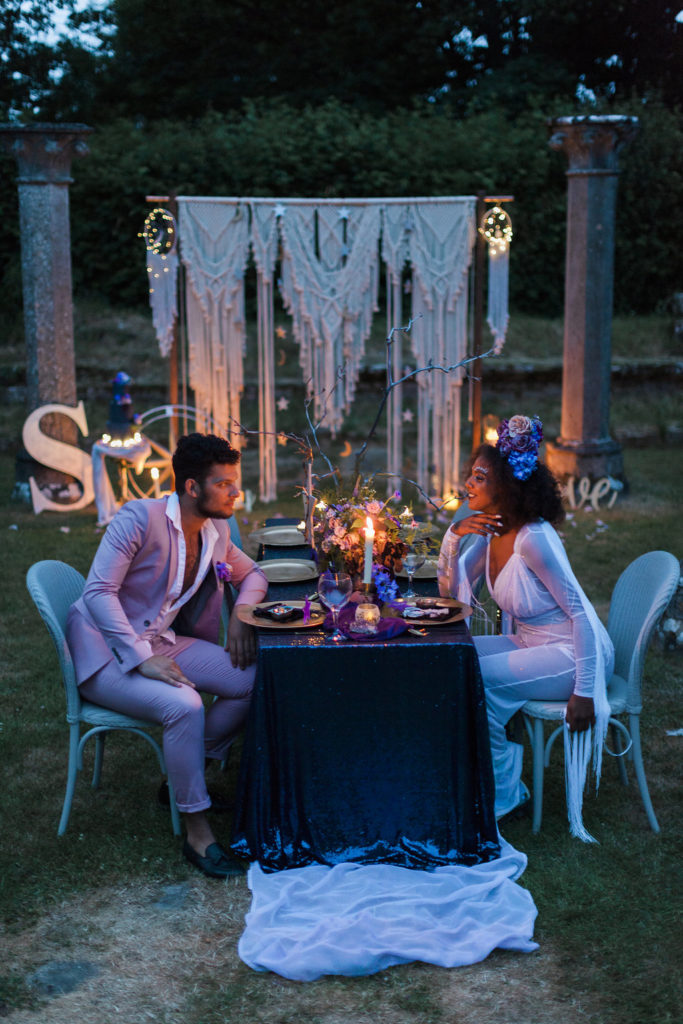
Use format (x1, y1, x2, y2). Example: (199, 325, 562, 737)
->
(0, 0, 76, 120)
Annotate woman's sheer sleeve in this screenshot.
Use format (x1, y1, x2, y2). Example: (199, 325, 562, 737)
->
(518, 524, 599, 697)
(437, 527, 487, 604)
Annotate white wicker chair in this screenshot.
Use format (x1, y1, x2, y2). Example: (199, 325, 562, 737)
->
(522, 550, 680, 834)
(27, 560, 181, 837)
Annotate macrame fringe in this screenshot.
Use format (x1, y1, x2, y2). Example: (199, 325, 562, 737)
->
(171, 197, 506, 504)
(487, 246, 510, 355)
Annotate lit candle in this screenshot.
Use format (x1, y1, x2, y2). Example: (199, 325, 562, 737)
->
(363, 516, 375, 585)
(355, 603, 380, 634)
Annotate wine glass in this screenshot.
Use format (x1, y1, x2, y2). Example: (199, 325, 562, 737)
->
(402, 549, 426, 600)
(317, 572, 353, 642)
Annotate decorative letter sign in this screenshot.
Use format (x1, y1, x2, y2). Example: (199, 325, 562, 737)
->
(22, 402, 95, 513)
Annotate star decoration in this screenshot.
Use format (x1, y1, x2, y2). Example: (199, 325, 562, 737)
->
(273, 204, 287, 218)
(337, 206, 350, 221)
(277, 432, 288, 447)
(277, 396, 290, 411)
(275, 326, 287, 339)
(402, 409, 414, 423)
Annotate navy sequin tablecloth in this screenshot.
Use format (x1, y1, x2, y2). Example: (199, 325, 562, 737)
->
(231, 616, 500, 872)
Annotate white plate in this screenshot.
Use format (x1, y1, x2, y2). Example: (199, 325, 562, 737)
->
(395, 557, 439, 579)
(255, 559, 319, 583)
(249, 525, 308, 546)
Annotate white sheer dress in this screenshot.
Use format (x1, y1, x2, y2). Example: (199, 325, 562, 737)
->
(438, 519, 614, 840)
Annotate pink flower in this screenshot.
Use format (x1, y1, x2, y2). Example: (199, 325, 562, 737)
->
(507, 415, 533, 438)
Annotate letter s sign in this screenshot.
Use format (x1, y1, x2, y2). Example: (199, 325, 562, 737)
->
(22, 402, 95, 513)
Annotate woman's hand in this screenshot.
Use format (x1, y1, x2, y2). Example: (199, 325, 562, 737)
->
(226, 614, 259, 670)
(565, 693, 595, 732)
(139, 655, 195, 688)
(450, 513, 504, 539)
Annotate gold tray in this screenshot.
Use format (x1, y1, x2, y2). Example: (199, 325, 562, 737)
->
(395, 557, 439, 580)
(237, 600, 325, 630)
(255, 559, 319, 583)
(394, 597, 471, 627)
(249, 525, 308, 547)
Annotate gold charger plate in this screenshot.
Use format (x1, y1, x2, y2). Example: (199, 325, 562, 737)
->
(395, 557, 439, 580)
(249, 525, 307, 546)
(394, 597, 472, 627)
(255, 559, 319, 584)
(237, 600, 325, 630)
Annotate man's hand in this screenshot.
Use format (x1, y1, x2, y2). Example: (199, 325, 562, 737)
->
(226, 613, 258, 670)
(565, 693, 595, 733)
(138, 655, 195, 688)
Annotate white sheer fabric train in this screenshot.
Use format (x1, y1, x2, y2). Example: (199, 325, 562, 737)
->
(238, 839, 538, 981)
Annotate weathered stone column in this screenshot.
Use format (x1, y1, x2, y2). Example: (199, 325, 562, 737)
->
(0, 124, 92, 415)
(545, 115, 638, 481)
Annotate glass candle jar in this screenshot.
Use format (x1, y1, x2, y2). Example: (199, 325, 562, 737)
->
(354, 603, 381, 634)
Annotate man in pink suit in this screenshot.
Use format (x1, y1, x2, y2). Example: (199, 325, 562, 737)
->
(67, 433, 268, 877)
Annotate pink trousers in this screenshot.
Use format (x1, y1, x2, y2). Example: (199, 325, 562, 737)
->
(79, 635, 255, 813)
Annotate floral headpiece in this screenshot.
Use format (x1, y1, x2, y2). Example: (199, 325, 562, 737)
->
(496, 415, 543, 481)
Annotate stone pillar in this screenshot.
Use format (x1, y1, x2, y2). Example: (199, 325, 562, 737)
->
(545, 115, 638, 481)
(0, 123, 92, 484)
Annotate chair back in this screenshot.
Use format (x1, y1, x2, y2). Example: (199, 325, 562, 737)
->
(607, 551, 680, 713)
(26, 560, 85, 720)
(228, 514, 243, 550)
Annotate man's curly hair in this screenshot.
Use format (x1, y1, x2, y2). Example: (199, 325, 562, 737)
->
(172, 433, 240, 495)
(467, 443, 565, 529)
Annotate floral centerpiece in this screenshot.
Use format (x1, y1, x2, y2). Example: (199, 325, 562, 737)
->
(312, 480, 438, 590)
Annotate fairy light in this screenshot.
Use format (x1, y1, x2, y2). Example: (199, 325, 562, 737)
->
(483, 414, 500, 445)
(139, 208, 176, 255)
(140, 208, 176, 295)
(479, 205, 513, 254)
(441, 491, 462, 511)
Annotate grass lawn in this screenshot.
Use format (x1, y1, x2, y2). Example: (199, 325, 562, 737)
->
(0, 442, 681, 1024)
(0, 303, 681, 1022)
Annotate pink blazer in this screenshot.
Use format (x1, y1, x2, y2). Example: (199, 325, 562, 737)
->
(66, 498, 267, 684)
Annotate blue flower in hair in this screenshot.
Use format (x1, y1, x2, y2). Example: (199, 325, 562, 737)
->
(496, 415, 543, 481)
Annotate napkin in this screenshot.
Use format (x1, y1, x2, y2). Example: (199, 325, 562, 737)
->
(323, 604, 408, 640)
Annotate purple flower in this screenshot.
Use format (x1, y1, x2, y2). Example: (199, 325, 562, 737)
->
(372, 565, 399, 603)
(216, 561, 233, 582)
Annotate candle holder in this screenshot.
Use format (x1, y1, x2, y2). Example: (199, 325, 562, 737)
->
(354, 603, 381, 635)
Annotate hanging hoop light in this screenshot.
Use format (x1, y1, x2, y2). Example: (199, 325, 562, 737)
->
(478, 205, 513, 254)
(140, 207, 176, 256)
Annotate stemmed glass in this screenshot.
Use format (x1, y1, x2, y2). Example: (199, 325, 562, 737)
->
(317, 572, 353, 642)
(402, 549, 426, 601)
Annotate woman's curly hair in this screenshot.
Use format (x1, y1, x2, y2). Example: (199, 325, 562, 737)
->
(467, 443, 565, 529)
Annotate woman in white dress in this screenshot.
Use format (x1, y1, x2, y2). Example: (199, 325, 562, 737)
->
(438, 415, 614, 840)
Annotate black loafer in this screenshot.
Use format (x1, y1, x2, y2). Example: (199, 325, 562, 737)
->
(182, 840, 245, 879)
(158, 781, 233, 814)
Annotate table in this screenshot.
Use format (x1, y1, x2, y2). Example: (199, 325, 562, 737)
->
(230, 613, 500, 872)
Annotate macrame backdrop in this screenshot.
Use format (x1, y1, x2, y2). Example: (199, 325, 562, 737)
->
(487, 245, 510, 355)
(250, 204, 280, 501)
(146, 248, 178, 358)
(403, 201, 474, 498)
(178, 201, 250, 446)
(148, 196, 511, 503)
(278, 203, 382, 435)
